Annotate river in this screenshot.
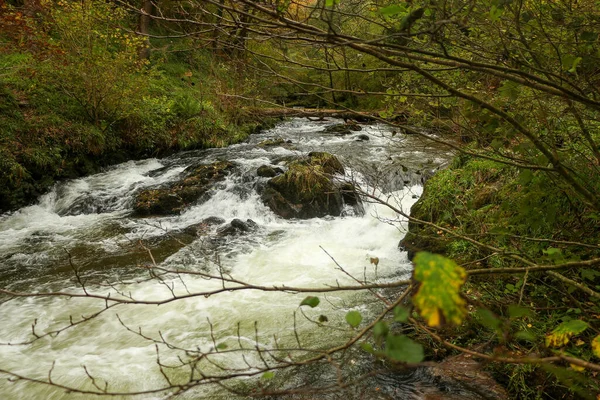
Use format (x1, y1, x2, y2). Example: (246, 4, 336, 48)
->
(0, 118, 451, 399)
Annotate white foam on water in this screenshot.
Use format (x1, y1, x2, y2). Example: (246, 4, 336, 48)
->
(0, 118, 446, 399)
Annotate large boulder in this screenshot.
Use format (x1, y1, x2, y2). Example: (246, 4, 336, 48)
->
(261, 152, 360, 219)
(133, 161, 235, 216)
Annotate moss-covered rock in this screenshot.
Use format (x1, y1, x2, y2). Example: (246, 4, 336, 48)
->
(322, 122, 362, 136)
(257, 138, 294, 148)
(133, 161, 235, 216)
(261, 152, 358, 219)
(399, 158, 508, 260)
(307, 152, 345, 175)
(257, 164, 284, 178)
(399, 194, 451, 260)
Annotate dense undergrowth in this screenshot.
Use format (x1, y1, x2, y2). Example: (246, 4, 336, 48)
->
(402, 156, 600, 398)
(0, 1, 276, 212)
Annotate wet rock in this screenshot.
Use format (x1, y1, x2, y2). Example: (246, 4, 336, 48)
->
(257, 165, 284, 178)
(202, 216, 226, 226)
(356, 134, 370, 141)
(261, 152, 360, 219)
(133, 161, 235, 216)
(419, 352, 509, 399)
(217, 218, 258, 236)
(146, 165, 174, 178)
(182, 217, 227, 236)
(371, 352, 508, 400)
(257, 138, 292, 147)
(322, 122, 362, 136)
(245, 219, 259, 230)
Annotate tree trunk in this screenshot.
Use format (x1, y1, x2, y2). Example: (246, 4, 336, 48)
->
(138, 0, 154, 60)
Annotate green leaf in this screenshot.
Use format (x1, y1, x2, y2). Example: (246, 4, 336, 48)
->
(546, 320, 589, 348)
(360, 342, 375, 353)
(542, 364, 595, 400)
(300, 296, 320, 308)
(569, 57, 582, 73)
(543, 247, 562, 257)
(476, 308, 501, 330)
(515, 330, 537, 342)
(379, 4, 407, 17)
(385, 334, 424, 363)
(581, 31, 598, 43)
(325, 0, 340, 7)
(581, 268, 600, 282)
(345, 310, 363, 328)
(498, 80, 519, 100)
(412, 252, 467, 327)
(262, 371, 274, 380)
(393, 306, 410, 322)
(561, 54, 583, 73)
(508, 304, 533, 318)
(490, 138, 504, 150)
(489, 6, 504, 21)
(373, 321, 389, 339)
(216, 343, 228, 350)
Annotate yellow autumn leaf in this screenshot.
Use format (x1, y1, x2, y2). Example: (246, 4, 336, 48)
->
(592, 335, 600, 358)
(545, 320, 589, 348)
(570, 363, 585, 372)
(412, 252, 467, 327)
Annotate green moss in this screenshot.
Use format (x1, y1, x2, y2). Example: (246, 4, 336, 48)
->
(307, 152, 345, 175)
(272, 162, 333, 201)
(403, 153, 600, 399)
(258, 138, 286, 147)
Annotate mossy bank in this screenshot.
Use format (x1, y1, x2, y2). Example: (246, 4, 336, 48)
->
(0, 79, 276, 212)
(401, 155, 600, 398)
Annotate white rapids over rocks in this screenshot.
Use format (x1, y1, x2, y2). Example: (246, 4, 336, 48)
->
(0, 118, 451, 399)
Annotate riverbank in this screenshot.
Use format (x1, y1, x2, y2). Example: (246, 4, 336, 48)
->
(401, 154, 600, 398)
(0, 52, 279, 213)
(0, 82, 278, 212)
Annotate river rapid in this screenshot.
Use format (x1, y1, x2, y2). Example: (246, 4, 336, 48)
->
(0, 119, 451, 399)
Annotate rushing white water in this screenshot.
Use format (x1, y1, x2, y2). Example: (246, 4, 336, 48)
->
(0, 119, 451, 399)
